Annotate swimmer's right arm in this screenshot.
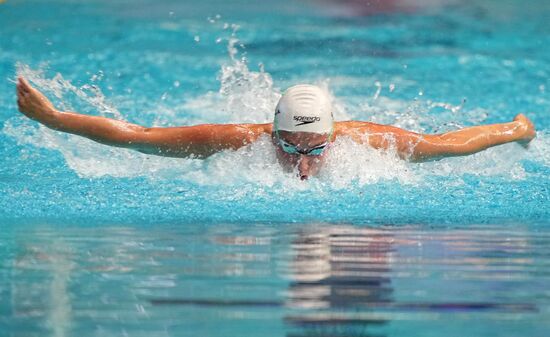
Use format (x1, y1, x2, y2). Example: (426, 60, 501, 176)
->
(16, 77, 272, 158)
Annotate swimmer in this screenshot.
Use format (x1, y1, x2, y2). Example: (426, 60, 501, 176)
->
(16, 77, 535, 180)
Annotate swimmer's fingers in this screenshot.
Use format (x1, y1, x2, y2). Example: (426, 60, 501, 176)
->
(17, 77, 51, 103)
(17, 77, 36, 102)
(16, 85, 24, 110)
(16, 86, 28, 114)
(15, 78, 36, 116)
(16, 78, 30, 101)
(17, 83, 27, 99)
(18, 77, 32, 92)
(16, 79, 28, 108)
(17, 77, 25, 93)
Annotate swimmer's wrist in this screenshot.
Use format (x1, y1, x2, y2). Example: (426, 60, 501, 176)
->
(44, 108, 63, 129)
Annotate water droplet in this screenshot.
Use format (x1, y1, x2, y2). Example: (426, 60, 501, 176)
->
(194, 36, 200, 42)
(373, 81, 382, 100)
(173, 81, 180, 88)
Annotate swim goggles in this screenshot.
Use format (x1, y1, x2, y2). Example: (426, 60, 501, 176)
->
(275, 127, 333, 156)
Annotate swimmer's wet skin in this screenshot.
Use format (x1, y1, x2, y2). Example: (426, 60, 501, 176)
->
(16, 77, 536, 180)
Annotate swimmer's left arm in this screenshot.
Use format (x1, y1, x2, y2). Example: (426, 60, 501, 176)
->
(411, 114, 535, 161)
(336, 115, 536, 161)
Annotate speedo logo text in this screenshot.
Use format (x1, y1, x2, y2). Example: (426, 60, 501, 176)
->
(294, 116, 320, 126)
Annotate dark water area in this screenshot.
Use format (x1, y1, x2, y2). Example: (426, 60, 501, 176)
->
(2, 223, 550, 336)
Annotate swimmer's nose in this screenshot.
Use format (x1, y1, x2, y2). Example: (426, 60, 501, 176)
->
(298, 155, 311, 180)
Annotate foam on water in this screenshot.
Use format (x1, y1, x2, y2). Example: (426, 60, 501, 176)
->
(181, 30, 282, 125)
(3, 34, 546, 191)
(180, 28, 352, 125)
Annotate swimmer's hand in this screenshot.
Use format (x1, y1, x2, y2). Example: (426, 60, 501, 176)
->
(16, 77, 59, 126)
(513, 113, 536, 147)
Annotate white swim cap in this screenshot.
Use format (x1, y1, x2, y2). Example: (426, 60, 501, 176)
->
(274, 84, 333, 134)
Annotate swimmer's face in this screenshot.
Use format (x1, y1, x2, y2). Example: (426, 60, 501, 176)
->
(274, 130, 332, 180)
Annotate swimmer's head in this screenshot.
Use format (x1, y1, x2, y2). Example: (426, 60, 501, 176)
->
(274, 84, 334, 134)
(273, 85, 334, 180)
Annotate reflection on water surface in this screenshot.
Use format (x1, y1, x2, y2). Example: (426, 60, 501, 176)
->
(4, 223, 548, 337)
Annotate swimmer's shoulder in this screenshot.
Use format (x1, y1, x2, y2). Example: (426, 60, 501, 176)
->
(334, 120, 387, 137)
(233, 123, 273, 143)
(241, 122, 273, 135)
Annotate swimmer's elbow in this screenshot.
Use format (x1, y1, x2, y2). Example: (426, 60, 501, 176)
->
(103, 126, 159, 153)
(408, 136, 479, 161)
(132, 129, 207, 158)
(406, 135, 456, 162)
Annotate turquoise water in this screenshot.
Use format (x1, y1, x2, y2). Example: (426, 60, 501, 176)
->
(1, 0, 549, 336)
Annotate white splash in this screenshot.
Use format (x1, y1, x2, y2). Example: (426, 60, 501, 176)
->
(417, 142, 528, 179)
(182, 29, 281, 124)
(4, 36, 543, 189)
(321, 136, 419, 189)
(16, 63, 121, 119)
(525, 131, 550, 168)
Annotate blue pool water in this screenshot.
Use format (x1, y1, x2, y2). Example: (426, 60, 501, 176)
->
(1, 0, 549, 336)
